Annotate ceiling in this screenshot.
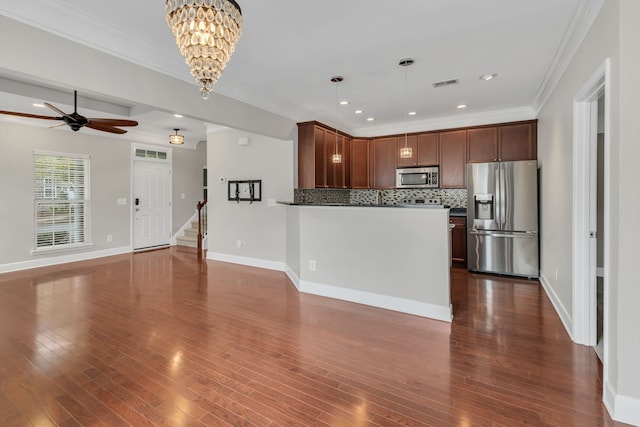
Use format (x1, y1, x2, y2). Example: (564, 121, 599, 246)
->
(0, 0, 596, 147)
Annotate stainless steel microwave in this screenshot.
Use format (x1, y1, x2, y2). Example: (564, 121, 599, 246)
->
(396, 166, 439, 188)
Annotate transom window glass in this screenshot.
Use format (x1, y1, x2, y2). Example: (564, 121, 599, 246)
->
(34, 152, 90, 250)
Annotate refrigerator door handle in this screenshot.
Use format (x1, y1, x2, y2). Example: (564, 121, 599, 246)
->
(494, 167, 501, 226)
(469, 229, 537, 237)
(500, 167, 506, 228)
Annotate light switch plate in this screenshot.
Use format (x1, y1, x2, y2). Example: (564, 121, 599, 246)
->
(117, 198, 127, 205)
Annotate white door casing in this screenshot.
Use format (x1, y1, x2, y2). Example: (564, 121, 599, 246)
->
(132, 146, 172, 250)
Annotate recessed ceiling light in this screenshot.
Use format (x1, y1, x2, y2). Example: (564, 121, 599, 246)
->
(339, 100, 349, 105)
(354, 110, 363, 114)
(33, 103, 45, 108)
(479, 73, 498, 81)
(173, 113, 184, 118)
(408, 111, 417, 116)
(457, 104, 467, 109)
(366, 117, 375, 122)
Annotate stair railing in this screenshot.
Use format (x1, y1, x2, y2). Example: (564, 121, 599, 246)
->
(196, 199, 207, 251)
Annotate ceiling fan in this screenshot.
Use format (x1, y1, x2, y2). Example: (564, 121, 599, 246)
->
(0, 90, 138, 134)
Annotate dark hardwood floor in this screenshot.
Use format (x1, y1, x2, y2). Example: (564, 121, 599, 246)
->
(0, 248, 625, 426)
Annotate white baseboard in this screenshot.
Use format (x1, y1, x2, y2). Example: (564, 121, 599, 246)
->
(539, 271, 574, 340)
(604, 380, 640, 426)
(298, 279, 453, 322)
(285, 266, 300, 291)
(207, 252, 286, 272)
(0, 246, 133, 274)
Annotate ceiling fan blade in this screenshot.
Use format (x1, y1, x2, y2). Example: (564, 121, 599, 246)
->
(88, 118, 138, 127)
(86, 122, 127, 134)
(49, 122, 67, 129)
(0, 110, 61, 120)
(44, 102, 75, 121)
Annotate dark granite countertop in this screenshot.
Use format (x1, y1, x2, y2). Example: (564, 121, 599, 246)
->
(278, 201, 467, 216)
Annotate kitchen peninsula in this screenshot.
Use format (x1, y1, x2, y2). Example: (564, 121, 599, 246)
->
(283, 203, 452, 322)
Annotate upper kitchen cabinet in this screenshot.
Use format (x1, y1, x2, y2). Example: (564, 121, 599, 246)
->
(498, 121, 537, 161)
(467, 127, 498, 162)
(417, 132, 439, 166)
(326, 134, 350, 189)
(395, 135, 418, 167)
(439, 130, 466, 188)
(297, 122, 351, 189)
(351, 138, 371, 189)
(371, 137, 397, 189)
(467, 121, 537, 163)
(396, 133, 439, 167)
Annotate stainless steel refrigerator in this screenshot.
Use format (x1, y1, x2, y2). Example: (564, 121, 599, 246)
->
(467, 160, 539, 278)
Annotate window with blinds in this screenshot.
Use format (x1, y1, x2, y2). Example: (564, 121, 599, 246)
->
(34, 152, 90, 250)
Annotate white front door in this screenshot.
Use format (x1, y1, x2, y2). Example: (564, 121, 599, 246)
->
(133, 159, 171, 249)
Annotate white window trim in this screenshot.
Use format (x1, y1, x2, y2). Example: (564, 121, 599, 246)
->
(32, 150, 93, 254)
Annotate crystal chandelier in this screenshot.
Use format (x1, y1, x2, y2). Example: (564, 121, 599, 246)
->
(399, 58, 414, 159)
(165, 0, 243, 99)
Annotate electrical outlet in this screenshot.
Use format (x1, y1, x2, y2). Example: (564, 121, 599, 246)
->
(555, 268, 558, 281)
(107, 235, 113, 242)
(309, 260, 316, 271)
(236, 240, 245, 248)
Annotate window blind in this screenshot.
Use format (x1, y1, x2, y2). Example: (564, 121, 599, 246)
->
(34, 153, 90, 249)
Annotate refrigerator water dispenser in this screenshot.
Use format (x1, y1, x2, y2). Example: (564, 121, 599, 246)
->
(474, 194, 494, 220)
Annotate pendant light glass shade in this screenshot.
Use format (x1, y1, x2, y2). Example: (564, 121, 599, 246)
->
(399, 58, 414, 159)
(166, 0, 243, 99)
(169, 128, 184, 145)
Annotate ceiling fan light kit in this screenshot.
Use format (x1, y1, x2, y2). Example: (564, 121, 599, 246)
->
(165, 0, 243, 100)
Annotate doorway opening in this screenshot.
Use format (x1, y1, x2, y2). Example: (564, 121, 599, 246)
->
(572, 58, 610, 384)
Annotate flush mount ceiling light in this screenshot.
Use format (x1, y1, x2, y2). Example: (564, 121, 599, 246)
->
(169, 128, 184, 145)
(399, 58, 415, 159)
(330, 76, 343, 164)
(480, 73, 498, 81)
(165, 0, 243, 100)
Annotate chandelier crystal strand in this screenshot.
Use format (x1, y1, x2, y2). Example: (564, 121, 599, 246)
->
(166, 0, 242, 99)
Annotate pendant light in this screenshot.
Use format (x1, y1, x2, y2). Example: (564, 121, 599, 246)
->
(399, 58, 414, 159)
(169, 128, 184, 145)
(330, 76, 343, 164)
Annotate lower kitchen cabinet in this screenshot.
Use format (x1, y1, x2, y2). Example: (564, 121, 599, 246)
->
(450, 216, 467, 268)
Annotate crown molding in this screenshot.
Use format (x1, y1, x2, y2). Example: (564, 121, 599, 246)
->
(534, 0, 606, 114)
(349, 106, 537, 138)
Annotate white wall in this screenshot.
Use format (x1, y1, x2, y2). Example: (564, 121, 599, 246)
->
(616, 0, 640, 421)
(206, 129, 294, 269)
(538, 0, 640, 423)
(0, 121, 131, 270)
(172, 141, 207, 233)
(0, 121, 204, 272)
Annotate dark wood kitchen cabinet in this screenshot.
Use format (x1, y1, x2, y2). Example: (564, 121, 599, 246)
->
(467, 126, 498, 162)
(326, 134, 350, 189)
(371, 137, 397, 188)
(351, 138, 371, 189)
(439, 130, 466, 188)
(297, 121, 351, 189)
(449, 216, 467, 267)
(467, 121, 537, 163)
(498, 121, 537, 161)
(417, 132, 439, 166)
(395, 135, 418, 167)
(396, 133, 439, 167)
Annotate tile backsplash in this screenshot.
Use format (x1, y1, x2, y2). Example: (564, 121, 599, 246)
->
(294, 188, 467, 208)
